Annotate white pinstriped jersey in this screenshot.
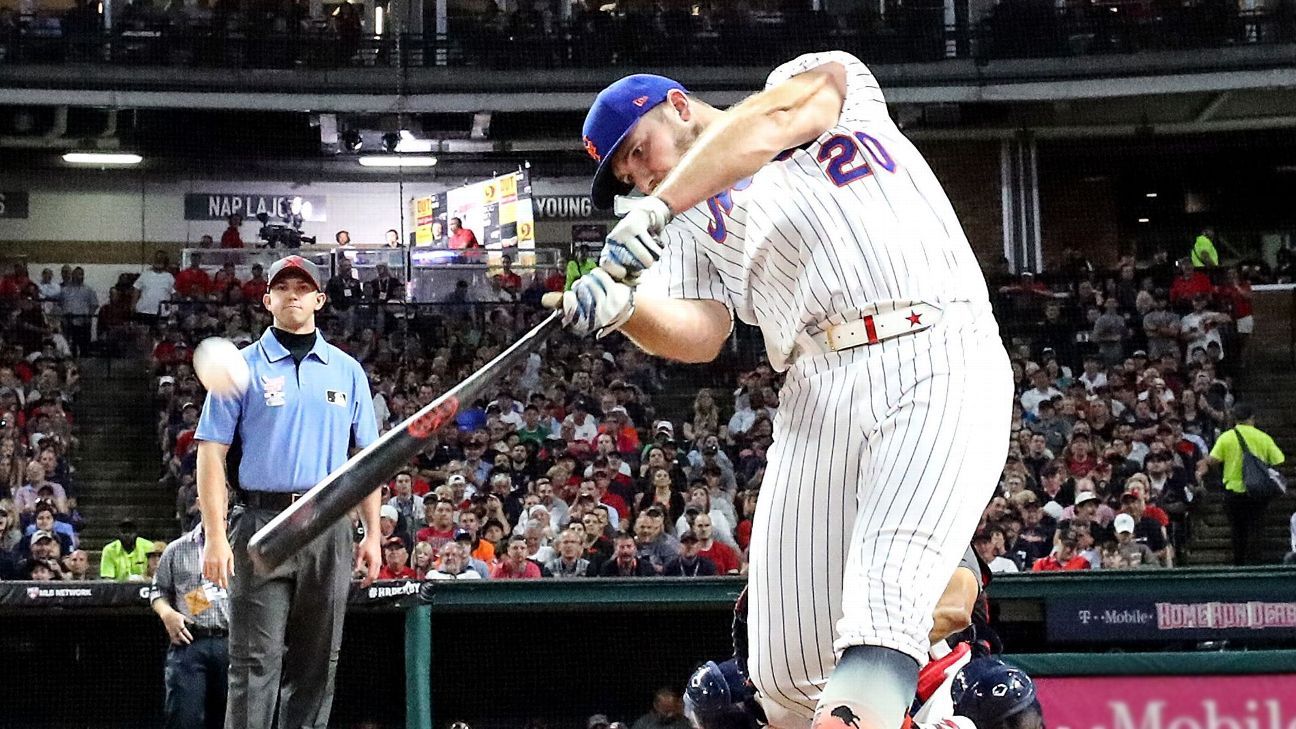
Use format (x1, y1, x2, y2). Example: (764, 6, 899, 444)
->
(637, 51, 992, 371)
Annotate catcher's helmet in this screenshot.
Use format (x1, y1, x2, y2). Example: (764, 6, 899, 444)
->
(951, 658, 1042, 729)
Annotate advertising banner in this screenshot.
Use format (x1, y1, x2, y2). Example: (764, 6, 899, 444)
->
(1035, 676, 1296, 729)
(1047, 596, 1296, 642)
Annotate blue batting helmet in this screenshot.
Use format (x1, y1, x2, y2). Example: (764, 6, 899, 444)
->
(951, 658, 1042, 729)
(684, 659, 761, 729)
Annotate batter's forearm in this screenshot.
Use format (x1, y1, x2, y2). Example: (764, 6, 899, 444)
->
(619, 296, 731, 363)
(359, 488, 382, 537)
(196, 441, 231, 542)
(654, 71, 842, 215)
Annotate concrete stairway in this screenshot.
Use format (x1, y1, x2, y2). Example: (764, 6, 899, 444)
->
(1186, 355, 1296, 565)
(72, 355, 178, 555)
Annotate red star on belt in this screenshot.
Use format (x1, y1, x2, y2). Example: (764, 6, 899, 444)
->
(907, 311, 923, 326)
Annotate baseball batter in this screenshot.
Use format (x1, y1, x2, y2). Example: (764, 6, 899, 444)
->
(552, 51, 1013, 729)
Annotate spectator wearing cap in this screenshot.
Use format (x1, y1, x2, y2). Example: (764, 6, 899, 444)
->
(416, 500, 457, 552)
(516, 405, 551, 447)
(241, 264, 268, 302)
(1062, 432, 1098, 478)
(1113, 514, 1161, 568)
(634, 508, 679, 573)
(1077, 356, 1108, 393)
(544, 529, 591, 578)
(1058, 489, 1114, 544)
(491, 390, 524, 429)
(449, 528, 492, 578)
(661, 531, 717, 577)
(1169, 258, 1213, 311)
(1198, 403, 1284, 565)
(973, 525, 1019, 574)
(1036, 463, 1074, 509)
(100, 518, 155, 581)
(22, 529, 62, 574)
(1014, 491, 1057, 566)
(491, 535, 543, 579)
(150, 520, 230, 729)
(378, 537, 417, 580)
(1031, 530, 1090, 571)
(563, 398, 599, 445)
(598, 532, 656, 577)
(379, 503, 412, 554)
(426, 541, 483, 580)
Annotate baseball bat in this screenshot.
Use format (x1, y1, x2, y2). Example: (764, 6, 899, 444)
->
(247, 311, 564, 575)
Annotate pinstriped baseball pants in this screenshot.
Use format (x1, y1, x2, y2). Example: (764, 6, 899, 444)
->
(746, 302, 1012, 729)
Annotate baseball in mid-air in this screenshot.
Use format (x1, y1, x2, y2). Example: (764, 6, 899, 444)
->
(194, 337, 250, 396)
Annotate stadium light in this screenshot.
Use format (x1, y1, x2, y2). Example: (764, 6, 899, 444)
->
(1138, 218, 1150, 223)
(62, 152, 143, 166)
(358, 156, 438, 168)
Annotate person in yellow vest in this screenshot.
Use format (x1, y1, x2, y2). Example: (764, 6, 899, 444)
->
(1191, 227, 1219, 268)
(1197, 403, 1285, 565)
(565, 244, 597, 290)
(100, 518, 155, 581)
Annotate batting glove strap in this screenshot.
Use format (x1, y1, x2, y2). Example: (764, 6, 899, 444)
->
(601, 195, 674, 282)
(563, 269, 635, 338)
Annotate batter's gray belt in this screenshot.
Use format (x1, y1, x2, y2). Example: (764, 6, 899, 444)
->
(796, 303, 941, 356)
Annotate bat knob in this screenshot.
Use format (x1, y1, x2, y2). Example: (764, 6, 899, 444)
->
(541, 292, 564, 309)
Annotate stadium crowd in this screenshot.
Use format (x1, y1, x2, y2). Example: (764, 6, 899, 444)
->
(975, 238, 1262, 571)
(0, 262, 100, 581)
(0, 228, 1283, 583)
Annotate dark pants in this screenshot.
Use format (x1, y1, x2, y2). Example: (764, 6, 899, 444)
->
(1225, 491, 1271, 566)
(165, 636, 228, 729)
(64, 318, 92, 357)
(225, 504, 354, 729)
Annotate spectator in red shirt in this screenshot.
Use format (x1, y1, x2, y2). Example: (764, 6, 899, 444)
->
(491, 535, 542, 579)
(1031, 532, 1090, 571)
(174, 260, 211, 299)
(1169, 258, 1212, 311)
(241, 264, 268, 301)
(0, 263, 30, 301)
(495, 254, 523, 294)
(211, 262, 241, 296)
(448, 217, 479, 250)
(416, 500, 457, 552)
(693, 513, 741, 574)
(378, 537, 417, 579)
(220, 214, 244, 248)
(1217, 266, 1254, 341)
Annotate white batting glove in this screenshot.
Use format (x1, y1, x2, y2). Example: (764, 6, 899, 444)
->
(542, 269, 635, 338)
(600, 195, 673, 282)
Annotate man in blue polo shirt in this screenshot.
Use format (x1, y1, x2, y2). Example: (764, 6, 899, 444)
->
(195, 255, 381, 729)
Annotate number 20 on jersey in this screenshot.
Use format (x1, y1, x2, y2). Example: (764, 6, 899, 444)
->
(817, 131, 896, 187)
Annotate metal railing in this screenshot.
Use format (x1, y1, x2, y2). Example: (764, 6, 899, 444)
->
(0, 7, 1290, 71)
